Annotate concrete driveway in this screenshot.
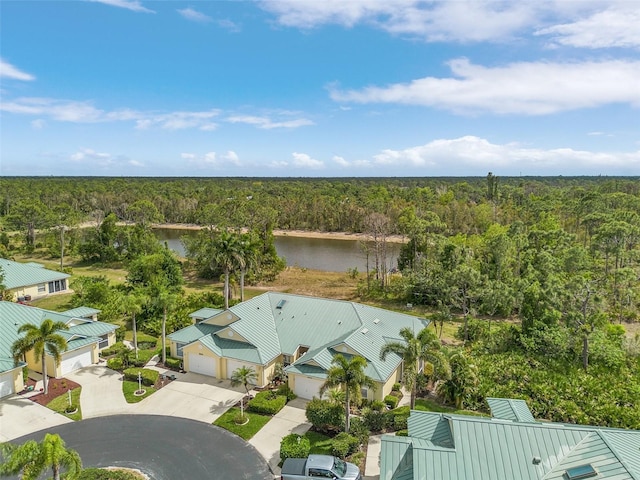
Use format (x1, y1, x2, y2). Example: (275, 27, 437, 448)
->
(0, 395, 71, 442)
(66, 365, 129, 418)
(249, 398, 311, 475)
(134, 372, 244, 422)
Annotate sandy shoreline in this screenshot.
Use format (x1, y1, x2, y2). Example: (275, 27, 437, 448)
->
(154, 223, 407, 244)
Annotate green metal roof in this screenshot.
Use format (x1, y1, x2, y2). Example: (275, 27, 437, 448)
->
(0, 357, 25, 373)
(171, 292, 429, 381)
(380, 402, 640, 480)
(189, 307, 223, 320)
(0, 258, 69, 290)
(487, 397, 536, 423)
(0, 301, 111, 373)
(62, 307, 101, 318)
(168, 323, 221, 344)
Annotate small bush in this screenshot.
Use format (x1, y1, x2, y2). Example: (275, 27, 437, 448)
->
(276, 383, 297, 401)
(384, 395, 399, 409)
(331, 432, 360, 458)
(248, 391, 287, 415)
(101, 342, 127, 357)
(107, 357, 124, 371)
(115, 325, 126, 342)
(391, 411, 409, 431)
(79, 468, 140, 480)
(234, 412, 248, 424)
(347, 417, 370, 445)
(392, 382, 402, 391)
(305, 398, 344, 433)
(123, 367, 159, 386)
(280, 433, 311, 462)
(137, 340, 157, 350)
(165, 357, 182, 370)
(396, 429, 409, 437)
(363, 407, 388, 433)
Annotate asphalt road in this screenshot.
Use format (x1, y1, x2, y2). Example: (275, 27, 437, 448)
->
(4, 415, 273, 479)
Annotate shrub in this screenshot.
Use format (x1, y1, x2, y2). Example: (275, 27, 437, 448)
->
(391, 411, 409, 431)
(280, 433, 311, 462)
(276, 383, 297, 401)
(22, 366, 29, 383)
(107, 357, 124, 371)
(384, 395, 399, 409)
(123, 367, 159, 386)
(115, 325, 126, 342)
(363, 407, 387, 433)
(392, 383, 402, 392)
(396, 429, 409, 436)
(305, 398, 344, 433)
(331, 432, 360, 458)
(248, 391, 287, 415)
(137, 340, 157, 350)
(79, 468, 140, 480)
(347, 417, 370, 445)
(101, 342, 127, 357)
(165, 357, 182, 370)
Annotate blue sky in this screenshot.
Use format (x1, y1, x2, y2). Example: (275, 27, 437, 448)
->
(1, 0, 639, 177)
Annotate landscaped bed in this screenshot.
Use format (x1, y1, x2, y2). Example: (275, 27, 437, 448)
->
(46, 387, 82, 420)
(26, 377, 81, 406)
(213, 407, 272, 440)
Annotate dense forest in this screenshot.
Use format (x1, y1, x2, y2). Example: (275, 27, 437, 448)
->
(1, 175, 639, 428)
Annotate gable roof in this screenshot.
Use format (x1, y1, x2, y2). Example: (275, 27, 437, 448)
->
(62, 306, 101, 318)
(0, 301, 115, 374)
(170, 292, 429, 379)
(381, 401, 640, 480)
(0, 259, 69, 290)
(487, 397, 536, 423)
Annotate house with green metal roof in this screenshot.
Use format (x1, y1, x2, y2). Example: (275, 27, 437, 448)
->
(380, 397, 640, 480)
(0, 258, 70, 301)
(169, 292, 429, 401)
(0, 301, 117, 398)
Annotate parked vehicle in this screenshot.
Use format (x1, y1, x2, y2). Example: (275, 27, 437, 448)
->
(281, 454, 362, 480)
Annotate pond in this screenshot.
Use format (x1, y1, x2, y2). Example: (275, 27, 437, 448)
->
(154, 228, 401, 273)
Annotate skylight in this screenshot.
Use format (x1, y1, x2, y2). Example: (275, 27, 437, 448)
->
(565, 464, 597, 480)
(276, 299, 286, 309)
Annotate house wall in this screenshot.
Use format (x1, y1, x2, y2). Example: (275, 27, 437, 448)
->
(372, 369, 402, 402)
(105, 331, 117, 349)
(25, 344, 99, 378)
(11, 368, 25, 394)
(220, 357, 267, 387)
(263, 357, 279, 385)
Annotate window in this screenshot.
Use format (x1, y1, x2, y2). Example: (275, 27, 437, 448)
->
(38, 284, 46, 293)
(283, 354, 292, 366)
(565, 465, 597, 480)
(99, 335, 109, 349)
(176, 343, 185, 358)
(48, 279, 67, 293)
(308, 468, 332, 478)
(361, 387, 368, 399)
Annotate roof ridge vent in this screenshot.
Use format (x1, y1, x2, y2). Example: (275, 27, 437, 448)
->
(373, 318, 380, 324)
(361, 328, 369, 334)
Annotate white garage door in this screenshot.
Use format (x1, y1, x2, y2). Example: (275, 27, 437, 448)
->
(188, 353, 217, 377)
(293, 375, 325, 400)
(0, 371, 15, 398)
(60, 347, 93, 376)
(226, 359, 257, 384)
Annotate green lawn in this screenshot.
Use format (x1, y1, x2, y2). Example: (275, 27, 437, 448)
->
(213, 407, 272, 440)
(409, 398, 487, 416)
(305, 431, 333, 455)
(46, 387, 82, 421)
(30, 293, 75, 312)
(122, 380, 156, 403)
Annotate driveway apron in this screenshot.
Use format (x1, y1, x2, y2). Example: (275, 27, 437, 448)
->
(66, 365, 129, 418)
(0, 395, 72, 442)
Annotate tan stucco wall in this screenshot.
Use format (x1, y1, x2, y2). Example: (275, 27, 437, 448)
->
(182, 342, 222, 375)
(10, 282, 68, 301)
(25, 344, 99, 379)
(372, 372, 400, 402)
(263, 358, 278, 385)
(10, 368, 25, 394)
(105, 332, 117, 349)
(221, 358, 266, 387)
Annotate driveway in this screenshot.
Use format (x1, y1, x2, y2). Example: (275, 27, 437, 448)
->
(0, 395, 71, 442)
(66, 365, 129, 418)
(134, 372, 244, 422)
(249, 397, 311, 475)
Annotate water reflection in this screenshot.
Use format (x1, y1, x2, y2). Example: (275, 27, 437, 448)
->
(155, 228, 400, 273)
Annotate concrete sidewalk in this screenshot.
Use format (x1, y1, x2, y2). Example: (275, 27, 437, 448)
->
(0, 395, 72, 442)
(249, 397, 311, 476)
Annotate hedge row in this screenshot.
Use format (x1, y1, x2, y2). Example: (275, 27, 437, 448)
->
(248, 391, 287, 415)
(280, 433, 311, 461)
(123, 368, 159, 386)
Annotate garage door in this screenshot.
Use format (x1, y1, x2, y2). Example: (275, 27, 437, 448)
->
(60, 347, 93, 376)
(226, 359, 257, 384)
(188, 353, 217, 377)
(0, 371, 15, 398)
(293, 375, 325, 400)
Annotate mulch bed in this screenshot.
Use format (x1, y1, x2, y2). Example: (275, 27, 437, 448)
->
(27, 377, 82, 406)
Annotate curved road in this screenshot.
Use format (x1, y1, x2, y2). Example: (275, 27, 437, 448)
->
(6, 415, 272, 480)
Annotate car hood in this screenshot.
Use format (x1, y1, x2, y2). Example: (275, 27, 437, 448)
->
(343, 462, 362, 480)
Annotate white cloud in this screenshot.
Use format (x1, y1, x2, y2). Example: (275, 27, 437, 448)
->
(536, 5, 640, 49)
(333, 155, 349, 167)
(70, 148, 112, 163)
(177, 7, 212, 23)
(129, 159, 144, 167)
(88, 0, 154, 13)
(291, 152, 324, 169)
(371, 136, 640, 173)
(1, 97, 221, 130)
(222, 151, 241, 165)
(260, 0, 539, 42)
(181, 153, 197, 160)
(330, 58, 640, 115)
(31, 119, 46, 129)
(226, 115, 314, 129)
(0, 59, 35, 81)
(182, 151, 242, 169)
(217, 19, 241, 32)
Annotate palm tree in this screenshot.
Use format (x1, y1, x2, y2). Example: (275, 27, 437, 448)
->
(380, 327, 450, 409)
(320, 354, 375, 433)
(119, 291, 145, 359)
(154, 288, 177, 365)
(237, 233, 258, 302)
(436, 349, 478, 410)
(212, 231, 242, 309)
(0, 433, 82, 480)
(11, 319, 68, 395)
(230, 366, 257, 395)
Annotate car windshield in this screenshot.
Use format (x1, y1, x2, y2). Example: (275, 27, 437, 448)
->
(333, 458, 347, 476)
